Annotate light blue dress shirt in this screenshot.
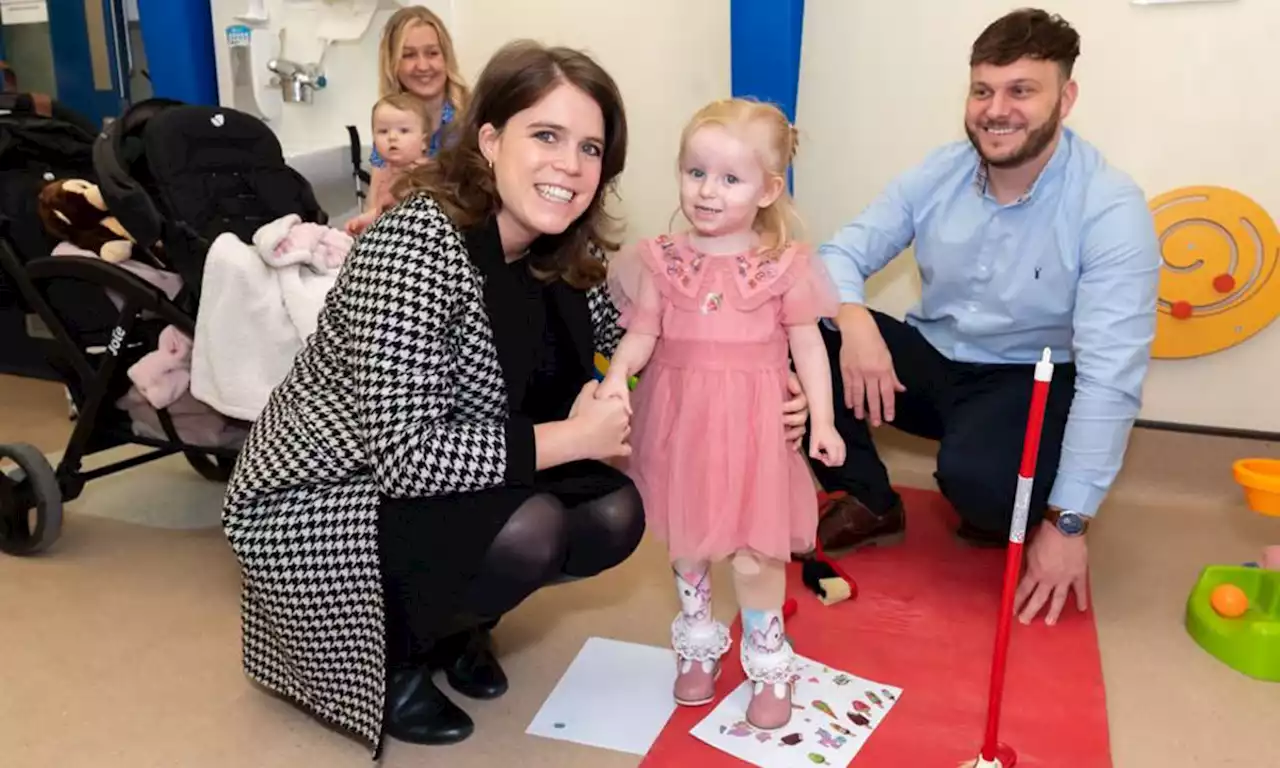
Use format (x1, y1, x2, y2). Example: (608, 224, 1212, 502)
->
(820, 127, 1161, 517)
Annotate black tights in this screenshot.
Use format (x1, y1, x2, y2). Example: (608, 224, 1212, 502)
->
(461, 485, 644, 618)
(380, 478, 644, 670)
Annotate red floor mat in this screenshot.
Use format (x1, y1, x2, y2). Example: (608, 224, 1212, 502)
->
(639, 487, 1111, 767)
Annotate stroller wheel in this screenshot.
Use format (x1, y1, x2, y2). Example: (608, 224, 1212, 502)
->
(0, 443, 64, 556)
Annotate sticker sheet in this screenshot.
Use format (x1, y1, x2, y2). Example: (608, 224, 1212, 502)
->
(691, 655, 902, 767)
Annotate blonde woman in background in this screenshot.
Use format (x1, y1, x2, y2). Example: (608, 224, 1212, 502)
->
(356, 6, 469, 233)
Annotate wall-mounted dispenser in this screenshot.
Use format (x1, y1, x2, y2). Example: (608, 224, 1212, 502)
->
(225, 22, 281, 122)
(239, 0, 268, 24)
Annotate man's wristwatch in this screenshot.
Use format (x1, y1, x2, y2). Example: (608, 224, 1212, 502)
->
(1044, 507, 1089, 536)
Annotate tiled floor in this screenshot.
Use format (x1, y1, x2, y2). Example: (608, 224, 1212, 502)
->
(3, 373, 1280, 767)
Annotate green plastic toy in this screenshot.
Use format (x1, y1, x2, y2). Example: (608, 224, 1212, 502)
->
(1184, 564, 1280, 682)
(593, 353, 638, 390)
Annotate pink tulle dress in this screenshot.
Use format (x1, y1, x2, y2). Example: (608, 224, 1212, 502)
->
(608, 233, 841, 564)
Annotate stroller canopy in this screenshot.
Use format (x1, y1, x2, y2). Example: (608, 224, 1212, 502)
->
(93, 101, 327, 297)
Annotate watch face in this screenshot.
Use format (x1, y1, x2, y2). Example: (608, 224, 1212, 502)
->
(1057, 513, 1085, 535)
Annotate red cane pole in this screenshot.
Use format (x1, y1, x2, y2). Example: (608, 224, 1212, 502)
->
(972, 347, 1054, 768)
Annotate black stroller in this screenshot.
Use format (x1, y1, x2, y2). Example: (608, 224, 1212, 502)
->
(0, 95, 327, 556)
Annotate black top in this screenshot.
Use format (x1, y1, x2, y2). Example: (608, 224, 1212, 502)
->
(477, 232, 547, 413)
(467, 216, 582, 425)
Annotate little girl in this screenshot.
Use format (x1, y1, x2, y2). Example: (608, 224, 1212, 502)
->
(345, 93, 430, 236)
(599, 98, 845, 730)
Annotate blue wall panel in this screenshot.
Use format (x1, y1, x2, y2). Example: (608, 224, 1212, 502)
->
(137, 0, 218, 105)
(48, 0, 125, 127)
(730, 0, 805, 191)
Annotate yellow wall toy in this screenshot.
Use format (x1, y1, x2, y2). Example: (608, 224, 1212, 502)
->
(1149, 186, 1280, 359)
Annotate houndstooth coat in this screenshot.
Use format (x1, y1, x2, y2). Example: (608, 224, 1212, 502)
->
(221, 194, 623, 754)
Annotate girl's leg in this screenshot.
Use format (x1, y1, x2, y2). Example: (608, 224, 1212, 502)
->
(671, 558, 732, 706)
(732, 550, 795, 729)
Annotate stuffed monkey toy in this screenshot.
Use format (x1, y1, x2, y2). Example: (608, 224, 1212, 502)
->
(37, 179, 136, 263)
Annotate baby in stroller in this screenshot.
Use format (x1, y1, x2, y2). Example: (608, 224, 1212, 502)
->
(345, 94, 432, 237)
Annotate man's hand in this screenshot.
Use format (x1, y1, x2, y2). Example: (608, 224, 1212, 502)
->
(1013, 521, 1089, 626)
(782, 372, 809, 451)
(836, 305, 904, 427)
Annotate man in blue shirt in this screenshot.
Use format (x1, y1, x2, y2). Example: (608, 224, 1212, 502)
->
(809, 9, 1160, 626)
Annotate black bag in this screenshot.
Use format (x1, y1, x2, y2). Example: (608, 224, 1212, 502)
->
(0, 93, 117, 379)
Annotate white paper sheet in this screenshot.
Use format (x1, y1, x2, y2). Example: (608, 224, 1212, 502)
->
(0, 0, 48, 26)
(691, 655, 903, 768)
(526, 637, 678, 756)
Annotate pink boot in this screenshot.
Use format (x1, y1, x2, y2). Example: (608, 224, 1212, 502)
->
(671, 565, 731, 706)
(741, 609, 797, 730)
(673, 652, 722, 706)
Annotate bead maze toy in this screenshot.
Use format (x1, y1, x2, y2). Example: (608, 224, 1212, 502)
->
(1183, 458, 1280, 682)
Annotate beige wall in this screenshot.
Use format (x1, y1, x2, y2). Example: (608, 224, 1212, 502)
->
(452, 0, 731, 241)
(796, 0, 1280, 433)
(209, 0, 1278, 432)
(208, 0, 454, 156)
(208, 0, 728, 235)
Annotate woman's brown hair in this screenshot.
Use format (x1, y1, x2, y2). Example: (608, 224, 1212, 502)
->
(394, 39, 628, 289)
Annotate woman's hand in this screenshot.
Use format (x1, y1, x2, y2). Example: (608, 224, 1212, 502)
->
(782, 372, 809, 450)
(569, 379, 596, 419)
(594, 372, 633, 414)
(569, 381, 632, 460)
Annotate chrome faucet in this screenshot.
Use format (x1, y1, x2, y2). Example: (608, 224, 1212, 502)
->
(267, 57, 326, 104)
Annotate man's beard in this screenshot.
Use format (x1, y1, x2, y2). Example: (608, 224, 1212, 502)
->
(965, 98, 1062, 169)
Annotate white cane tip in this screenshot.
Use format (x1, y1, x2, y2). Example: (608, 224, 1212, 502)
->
(1040, 347, 1052, 364)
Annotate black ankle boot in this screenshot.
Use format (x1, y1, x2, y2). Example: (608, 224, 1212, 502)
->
(444, 627, 509, 700)
(385, 666, 474, 745)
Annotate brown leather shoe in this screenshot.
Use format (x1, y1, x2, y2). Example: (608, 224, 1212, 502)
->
(816, 494, 905, 555)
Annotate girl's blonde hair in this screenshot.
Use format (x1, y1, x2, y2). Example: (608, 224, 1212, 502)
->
(378, 6, 470, 112)
(676, 97, 802, 257)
